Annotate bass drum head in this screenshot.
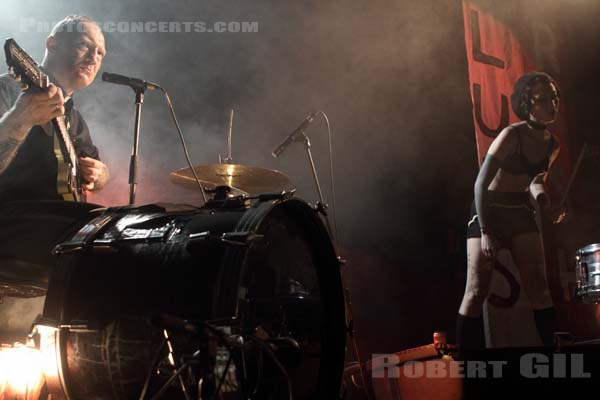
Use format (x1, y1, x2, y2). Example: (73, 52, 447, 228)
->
(40, 198, 346, 400)
(229, 199, 346, 399)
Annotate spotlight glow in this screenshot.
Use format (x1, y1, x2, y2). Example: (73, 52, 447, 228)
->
(0, 344, 44, 399)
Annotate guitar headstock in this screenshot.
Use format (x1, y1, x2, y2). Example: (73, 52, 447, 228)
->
(4, 38, 49, 91)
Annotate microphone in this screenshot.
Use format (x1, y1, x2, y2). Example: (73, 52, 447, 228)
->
(101, 72, 160, 92)
(272, 111, 320, 158)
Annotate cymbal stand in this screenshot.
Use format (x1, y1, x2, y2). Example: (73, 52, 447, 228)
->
(219, 109, 234, 164)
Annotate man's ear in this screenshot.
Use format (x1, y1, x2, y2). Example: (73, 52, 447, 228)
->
(45, 36, 57, 54)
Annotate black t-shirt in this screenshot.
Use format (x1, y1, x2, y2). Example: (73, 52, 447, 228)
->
(0, 74, 100, 202)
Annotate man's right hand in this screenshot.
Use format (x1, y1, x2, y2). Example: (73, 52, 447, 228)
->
(11, 84, 65, 128)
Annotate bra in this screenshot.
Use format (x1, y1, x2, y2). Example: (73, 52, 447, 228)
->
(500, 131, 554, 178)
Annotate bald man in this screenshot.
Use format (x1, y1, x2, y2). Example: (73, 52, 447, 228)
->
(0, 15, 109, 296)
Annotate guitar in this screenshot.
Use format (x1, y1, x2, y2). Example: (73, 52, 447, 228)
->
(4, 38, 85, 202)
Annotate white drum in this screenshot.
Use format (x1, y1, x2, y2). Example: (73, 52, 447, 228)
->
(575, 243, 600, 303)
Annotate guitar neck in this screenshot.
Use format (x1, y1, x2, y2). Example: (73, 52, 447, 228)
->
(52, 116, 77, 165)
(5, 38, 84, 202)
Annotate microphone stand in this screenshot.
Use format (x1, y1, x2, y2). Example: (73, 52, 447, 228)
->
(300, 130, 370, 399)
(299, 132, 334, 240)
(129, 88, 145, 205)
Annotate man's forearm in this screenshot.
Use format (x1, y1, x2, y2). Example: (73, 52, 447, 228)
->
(0, 108, 32, 174)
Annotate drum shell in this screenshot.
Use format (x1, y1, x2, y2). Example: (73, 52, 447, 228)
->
(41, 198, 346, 400)
(575, 243, 600, 303)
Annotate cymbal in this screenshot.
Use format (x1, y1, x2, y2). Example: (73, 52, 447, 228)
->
(169, 164, 291, 195)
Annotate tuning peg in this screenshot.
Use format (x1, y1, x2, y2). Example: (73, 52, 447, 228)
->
(14, 74, 21, 82)
(8, 66, 14, 75)
(21, 83, 29, 91)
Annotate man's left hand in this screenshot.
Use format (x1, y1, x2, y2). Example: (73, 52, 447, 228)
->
(79, 157, 107, 191)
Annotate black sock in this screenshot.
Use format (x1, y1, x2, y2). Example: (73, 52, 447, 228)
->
(456, 313, 485, 350)
(533, 307, 556, 346)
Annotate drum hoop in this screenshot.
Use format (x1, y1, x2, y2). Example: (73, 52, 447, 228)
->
(212, 197, 332, 320)
(36, 325, 73, 400)
(577, 243, 600, 255)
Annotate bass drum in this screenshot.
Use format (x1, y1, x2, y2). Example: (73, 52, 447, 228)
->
(39, 195, 346, 399)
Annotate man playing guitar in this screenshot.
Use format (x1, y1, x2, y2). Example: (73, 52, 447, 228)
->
(0, 15, 109, 296)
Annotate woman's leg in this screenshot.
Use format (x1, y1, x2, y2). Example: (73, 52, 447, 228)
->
(457, 238, 494, 349)
(511, 232, 555, 345)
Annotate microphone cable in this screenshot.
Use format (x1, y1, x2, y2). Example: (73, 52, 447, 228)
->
(158, 87, 207, 203)
(320, 111, 339, 251)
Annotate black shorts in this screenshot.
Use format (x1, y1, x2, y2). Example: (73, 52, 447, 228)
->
(466, 192, 539, 244)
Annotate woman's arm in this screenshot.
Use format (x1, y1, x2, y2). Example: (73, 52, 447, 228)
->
(474, 126, 517, 234)
(474, 154, 501, 234)
(474, 126, 518, 258)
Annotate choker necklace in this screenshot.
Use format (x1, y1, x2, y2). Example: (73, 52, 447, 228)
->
(527, 119, 547, 130)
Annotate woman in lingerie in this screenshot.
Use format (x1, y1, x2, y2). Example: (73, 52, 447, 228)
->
(457, 72, 564, 349)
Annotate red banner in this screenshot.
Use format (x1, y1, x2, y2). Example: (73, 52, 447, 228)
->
(462, 0, 571, 199)
(462, 1, 536, 164)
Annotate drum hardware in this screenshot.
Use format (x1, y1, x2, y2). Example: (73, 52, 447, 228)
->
(52, 214, 116, 255)
(136, 327, 297, 400)
(52, 243, 84, 255)
(204, 184, 236, 200)
(89, 242, 120, 254)
(54, 241, 122, 256)
(187, 231, 212, 240)
(257, 190, 295, 202)
(137, 313, 299, 400)
(38, 197, 345, 399)
(574, 243, 600, 303)
(31, 315, 100, 334)
(217, 108, 235, 165)
(312, 200, 329, 218)
(187, 231, 265, 249)
(162, 329, 193, 400)
(54, 210, 197, 255)
(170, 164, 291, 196)
(221, 232, 265, 247)
(203, 187, 250, 210)
(57, 323, 99, 333)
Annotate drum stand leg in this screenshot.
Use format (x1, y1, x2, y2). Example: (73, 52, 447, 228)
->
(163, 329, 193, 400)
(138, 330, 197, 400)
(341, 267, 374, 400)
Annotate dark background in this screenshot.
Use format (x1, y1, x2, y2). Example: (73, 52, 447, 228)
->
(1, 0, 600, 361)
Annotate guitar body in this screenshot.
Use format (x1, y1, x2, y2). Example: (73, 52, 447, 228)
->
(4, 38, 85, 202)
(51, 119, 83, 202)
